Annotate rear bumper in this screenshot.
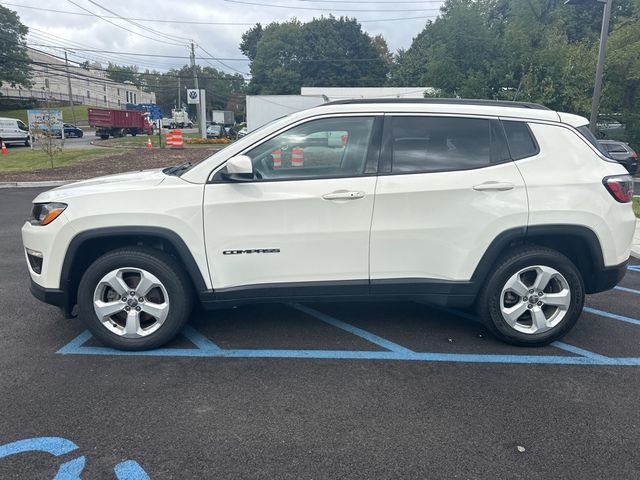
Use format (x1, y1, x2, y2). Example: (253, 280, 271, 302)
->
(588, 259, 629, 294)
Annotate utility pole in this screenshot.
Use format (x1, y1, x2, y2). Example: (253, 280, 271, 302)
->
(190, 41, 200, 134)
(589, 0, 612, 133)
(64, 50, 77, 125)
(177, 75, 181, 110)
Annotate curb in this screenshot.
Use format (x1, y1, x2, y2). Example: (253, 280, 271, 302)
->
(0, 180, 72, 189)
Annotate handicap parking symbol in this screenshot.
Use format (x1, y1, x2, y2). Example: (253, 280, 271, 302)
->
(0, 436, 150, 479)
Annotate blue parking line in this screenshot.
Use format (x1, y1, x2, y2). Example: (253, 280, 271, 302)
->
(55, 297, 640, 365)
(56, 331, 640, 365)
(291, 303, 415, 354)
(551, 342, 610, 360)
(182, 326, 223, 352)
(614, 285, 640, 295)
(628, 265, 640, 272)
(421, 302, 606, 359)
(584, 307, 640, 326)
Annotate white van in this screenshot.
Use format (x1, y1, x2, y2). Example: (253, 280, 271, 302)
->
(0, 117, 30, 146)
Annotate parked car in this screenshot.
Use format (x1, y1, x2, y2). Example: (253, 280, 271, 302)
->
(206, 124, 225, 139)
(598, 140, 638, 175)
(62, 123, 84, 138)
(22, 99, 635, 350)
(237, 126, 248, 138)
(0, 117, 30, 146)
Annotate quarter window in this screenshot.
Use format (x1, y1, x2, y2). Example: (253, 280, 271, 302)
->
(389, 116, 502, 173)
(244, 117, 375, 181)
(502, 121, 539, 159)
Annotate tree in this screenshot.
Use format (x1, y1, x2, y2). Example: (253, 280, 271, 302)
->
(0, 6, 31, 88)
(602, 0, 640, 146)
(240, 23, 263, 62)
(106, 63, 143, 88)
(244, 16, 389, 94)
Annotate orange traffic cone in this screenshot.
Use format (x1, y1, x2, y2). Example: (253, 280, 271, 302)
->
(146, 137, 153, 149)
(1, 142, 7, 155)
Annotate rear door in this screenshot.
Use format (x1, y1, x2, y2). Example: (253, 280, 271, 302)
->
(369, 115, 528, 290)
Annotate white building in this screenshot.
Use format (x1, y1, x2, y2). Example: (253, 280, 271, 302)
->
(1, 48, 156, 110)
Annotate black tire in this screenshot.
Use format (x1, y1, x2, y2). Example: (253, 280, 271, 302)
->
(77, 247, 193, 350)
(100, 135, 109, 140)
(477, 246, 584, 347)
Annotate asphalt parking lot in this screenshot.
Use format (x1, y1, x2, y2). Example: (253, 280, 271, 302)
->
(1, 187, 640, 479)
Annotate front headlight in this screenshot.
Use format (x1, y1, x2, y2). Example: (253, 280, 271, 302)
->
(30, 202, 67, 226)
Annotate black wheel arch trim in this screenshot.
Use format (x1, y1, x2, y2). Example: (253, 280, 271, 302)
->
(470, 223, 608, 293)
(59, 226, 209, 306)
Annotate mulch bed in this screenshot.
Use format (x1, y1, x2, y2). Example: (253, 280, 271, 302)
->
(0, 148, 219, 182)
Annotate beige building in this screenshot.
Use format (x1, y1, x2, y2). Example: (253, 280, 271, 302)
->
(1, 48, 155, 109)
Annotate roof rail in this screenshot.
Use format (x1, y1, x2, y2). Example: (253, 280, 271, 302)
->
(322, 98, 551, 110)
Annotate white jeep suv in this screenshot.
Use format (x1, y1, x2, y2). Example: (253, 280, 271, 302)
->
(22, 99, 636, 350)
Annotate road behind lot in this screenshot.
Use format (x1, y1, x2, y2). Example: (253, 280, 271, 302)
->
(1, 187, 639, 479)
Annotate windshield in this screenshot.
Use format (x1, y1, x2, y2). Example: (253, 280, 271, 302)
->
(576, 125, 610, 157)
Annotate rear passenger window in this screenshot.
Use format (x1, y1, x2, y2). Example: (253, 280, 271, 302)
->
(389, 117, 506, 174)
(502, 121, 538, 159)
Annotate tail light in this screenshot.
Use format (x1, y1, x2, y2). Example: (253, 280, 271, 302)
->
(603, 175, 634, 203)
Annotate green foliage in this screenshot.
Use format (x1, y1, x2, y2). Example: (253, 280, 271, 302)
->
(602, 0, 640, 148)
(244, 16, 389, 94)
(240, 23, 263, 62)
(389, 0, 640, 145)
(0, 6, 31, 88)
(106, 63, 142, 87)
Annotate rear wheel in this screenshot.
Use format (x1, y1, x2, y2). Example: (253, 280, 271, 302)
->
(477, 246, 584, 346)
(77, 247, 193, 350)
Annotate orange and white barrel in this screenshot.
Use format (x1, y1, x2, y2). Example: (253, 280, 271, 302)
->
(165, 132, 174, 147)
(171, 129, 183, 149)
(291, 147, 304, 167)
(272, 149, 282, 169)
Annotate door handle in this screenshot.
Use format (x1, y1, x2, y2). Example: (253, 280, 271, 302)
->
(322, 190, 366, 200)
(472, 182, 515, 191)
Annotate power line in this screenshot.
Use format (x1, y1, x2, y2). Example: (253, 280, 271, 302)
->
(64, 0, 186, 47)
(296, 0, 439, 2)
(84, 0, 187, 45)
(222, 0, 442, 12)
(2, 2, 437, 24)
(196, 44, 250, 77)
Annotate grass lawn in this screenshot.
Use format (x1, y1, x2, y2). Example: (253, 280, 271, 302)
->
(0, 105, 90, 126)
(0, 148, 115, 172)
(634, 196, 640, 218)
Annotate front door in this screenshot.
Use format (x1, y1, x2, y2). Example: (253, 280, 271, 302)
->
(203, 115, 381, 297)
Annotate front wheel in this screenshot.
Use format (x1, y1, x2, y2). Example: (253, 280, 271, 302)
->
(77, 247, 193, 350)
(477, 246, 584, 346)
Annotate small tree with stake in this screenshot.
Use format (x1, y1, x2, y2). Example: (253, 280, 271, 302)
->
(34, 96, 65, 168)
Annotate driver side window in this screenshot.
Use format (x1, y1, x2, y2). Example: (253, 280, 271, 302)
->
(244, 116, 375, 181)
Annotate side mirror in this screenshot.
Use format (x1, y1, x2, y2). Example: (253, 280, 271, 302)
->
(222, 155, 254, 181)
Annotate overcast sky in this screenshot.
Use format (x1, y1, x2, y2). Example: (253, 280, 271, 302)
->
(4, 0, 444, 77)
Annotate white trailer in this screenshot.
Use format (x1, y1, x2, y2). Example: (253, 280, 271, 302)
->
(246, 95, 327, 132)
(211, 110, 235, 125)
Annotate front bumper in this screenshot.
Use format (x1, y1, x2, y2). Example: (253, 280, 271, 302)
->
(30, 279, 64, 307)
